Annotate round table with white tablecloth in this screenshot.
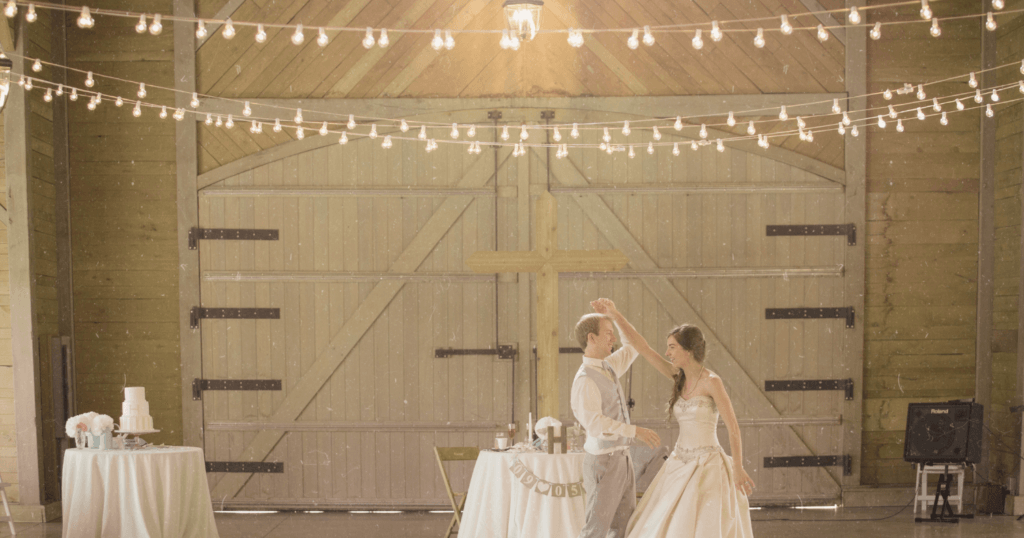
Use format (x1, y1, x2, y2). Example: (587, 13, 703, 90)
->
(459, 451, 587, 538)
(62, 446, 219, 538)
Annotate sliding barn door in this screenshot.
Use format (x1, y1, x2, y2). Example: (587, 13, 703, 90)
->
(194, 136, 512, 508)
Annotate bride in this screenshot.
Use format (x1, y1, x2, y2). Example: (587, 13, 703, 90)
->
(625, 324, 755, 538)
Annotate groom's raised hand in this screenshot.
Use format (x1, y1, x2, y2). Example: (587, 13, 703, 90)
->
(635, 427, 661, 449)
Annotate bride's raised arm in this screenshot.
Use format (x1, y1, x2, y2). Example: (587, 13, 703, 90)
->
(592, 299, 676, 381)
(708, 374, 756, 496)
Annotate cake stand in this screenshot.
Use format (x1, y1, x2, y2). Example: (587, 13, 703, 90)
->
(114, 429, 160, 449)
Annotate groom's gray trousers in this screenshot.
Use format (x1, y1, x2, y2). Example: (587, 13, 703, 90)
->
(579, 451, 635, 538)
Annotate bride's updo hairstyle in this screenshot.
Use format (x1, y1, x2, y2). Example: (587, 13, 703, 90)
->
(666, 324, 706, 418)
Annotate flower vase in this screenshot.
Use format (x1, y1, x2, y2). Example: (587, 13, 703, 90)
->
(88, 431, 112, 450)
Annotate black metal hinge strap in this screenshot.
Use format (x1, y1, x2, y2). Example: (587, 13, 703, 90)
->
(766, 307, 855, 328)
(192, 378, 283, 400)
(764, 455, 852, 476)
(190, 307, 280, 329)
(435, 345, 517, 360)
(765, 379, 855, 400)
(766, 224, 856, 245)
(206, 462, 284, 473)
(188, 227, 279, 250)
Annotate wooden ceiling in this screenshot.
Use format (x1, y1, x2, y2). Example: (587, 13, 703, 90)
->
(196, 0, 848, 99)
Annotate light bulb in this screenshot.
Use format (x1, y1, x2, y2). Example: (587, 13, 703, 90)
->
(628, 145, 635, 158)
(382, 135, 392, 149)
(571, 123, 580, 138)
(149, 14, 162, 35)
(747, 121, 756, 135)
(817, 25, 829, 42)
(249, 121, 261, 134)
(940, 112, 948, 125)
(887, 105, 896, 119)
(883, 88, 893, 100)
(553, 126, 562, 142)
(431, 29, 443, 51)
(444, 30, 454, 50)
(599, 142, 607, 151)
(1020, 81, 1024, 94)
(779, 105, 788, 121)
(1020, 59, 1023, 74)
(502, 126, 510, 140)
(451, 123, 460, 139)
(986, 13, 997, 31)
(652, 126, 661, 140)
(256, 122, 263, 133)
(622, 121, 630, 136)
(296, 127, 304, 140)
(838, 122, 845, 136)
(991, 89, 999, 102)
(932, 98, 941, 112)
(993, 0, 1005, 9)
(692, 29, 703, 50)
(896, 119, 904, 132)
(699, 124, 707, 138)
(225, 114, 234, 128)
(780, 15, 793, 35)
(196, 21, 207, 39)
(215, 115, 223, 127)
(294, 108, 303, 124)
(842, 112, 851, 125)
(851, 125, 859, 137)
(3, 1, 15, 18)
(969, 72, 978, 88)
(974, 89, 983, 103)
(711, 21, 722, 42)
(877, 116, 886, 128)
(69, 88, 77, 101)
(727, 112, 735, 127)
(135, 14, 147, 33)
(23, 77, 32, 91)
(400, 119, 409, 132)
(986, 104, 994, 118)
(255, 24, 267, 43)
(339, 132, 348, 145)
(419, 125, 427, 140)
(930, 19, 940, 37)
(920, 0, 932, 20)
(319, 122, 329, 136)
(317, 28, 329, 48)
(347, 114, 356, 130)
(642, 25, 655, 46)
(672, 143, 680, 156)
(243, 101, 252, 116)
(205, 114, 213, 125)
(627, 29, 639, 50)
(567, 28, 584, 48)
(133, 102, 141, 117)
(85, 71, 94, 87)
(273, 118, 282, 132)
(378, 28, 389, 47)
(190, 92, 199, 108)
(55, 85, 63, 96)
(849, 6, 861, 25)
(159, 106, 168, 119)
(509, 34, 520, 51)
(28, 58, 42, 73)
(647, 142, 654, 155)
(753, 28, 765, 48)
(222, 19, 236, 39)
(716, 139, 724, 153)
(602, 127, 611, 143)
(956, 99, 964, 110)
(674, 116, 682, 131)
(870, 22, 882, 40)
(806, 130, 814, 142)
(691, 141, 698, 151)
(917, 85, 926, 100)
(363, 27, 375, 49)
(43, 88, 51, 102)
(77, 6, 93, 29)
(500, 29, 511, 50)
(291, 24, 304, 46)
(174, 108, 185, 121)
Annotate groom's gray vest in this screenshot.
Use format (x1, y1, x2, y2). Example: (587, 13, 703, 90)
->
(576, 363, 632, 453)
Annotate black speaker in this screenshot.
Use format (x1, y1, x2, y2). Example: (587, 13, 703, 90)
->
(904, 401, 983, 464)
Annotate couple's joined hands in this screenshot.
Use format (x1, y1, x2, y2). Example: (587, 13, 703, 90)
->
(634, 427, 660, 449)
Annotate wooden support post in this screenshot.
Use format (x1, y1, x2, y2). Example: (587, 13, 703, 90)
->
(976, 6, 997, 480)
(1017, 87, 1024, 504)
(175, 0, 203, 449)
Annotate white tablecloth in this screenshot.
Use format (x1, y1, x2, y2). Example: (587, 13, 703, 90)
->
(62, 447, 219, 538)
(460, 451, 586, 538)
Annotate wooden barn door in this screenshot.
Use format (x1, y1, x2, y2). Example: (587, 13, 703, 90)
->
(548, 119, 857, 505)
(192, 134, 512, 508)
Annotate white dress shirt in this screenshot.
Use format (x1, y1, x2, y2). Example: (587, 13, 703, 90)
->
(570, 335, 640, 455)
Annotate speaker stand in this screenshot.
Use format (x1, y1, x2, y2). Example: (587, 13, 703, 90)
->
(915, 471, 973, 524)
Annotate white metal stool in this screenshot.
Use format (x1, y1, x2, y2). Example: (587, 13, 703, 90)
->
(914, 463, 965, 515)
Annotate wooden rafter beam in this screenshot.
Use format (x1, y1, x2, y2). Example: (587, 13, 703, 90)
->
(548, 152, 842, 490)
(208, 151, 503, 500)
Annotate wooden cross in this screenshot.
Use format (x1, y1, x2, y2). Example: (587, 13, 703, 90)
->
(466, 192, 629, 419)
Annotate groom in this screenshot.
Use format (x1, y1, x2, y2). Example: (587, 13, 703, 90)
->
(571, 298, 662, 538)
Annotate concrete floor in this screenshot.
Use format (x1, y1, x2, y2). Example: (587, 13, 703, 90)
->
(4, 508, 1022, 537)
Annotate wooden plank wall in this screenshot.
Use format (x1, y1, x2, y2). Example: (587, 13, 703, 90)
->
(66, 1, 182, 447)
(992, 4, 1024, 485)
(0, 18, 14, 500)
(861, 2, 982, 485)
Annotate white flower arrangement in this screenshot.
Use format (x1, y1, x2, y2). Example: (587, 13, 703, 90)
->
(64, 412, 115, 437)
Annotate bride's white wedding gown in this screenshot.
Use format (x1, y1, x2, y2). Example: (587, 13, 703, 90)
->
(625, 395, 754, 538)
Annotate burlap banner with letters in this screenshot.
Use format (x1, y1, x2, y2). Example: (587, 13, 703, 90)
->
(508, 457, 585, 498)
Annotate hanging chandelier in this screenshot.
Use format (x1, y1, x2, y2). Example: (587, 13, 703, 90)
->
(503, 0, 543, 41)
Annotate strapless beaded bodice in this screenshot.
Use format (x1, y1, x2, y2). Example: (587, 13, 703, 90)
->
(670, 395, 723, 463)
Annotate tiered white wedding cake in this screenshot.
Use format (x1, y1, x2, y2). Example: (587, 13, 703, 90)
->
(119, 387, 154, 431)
